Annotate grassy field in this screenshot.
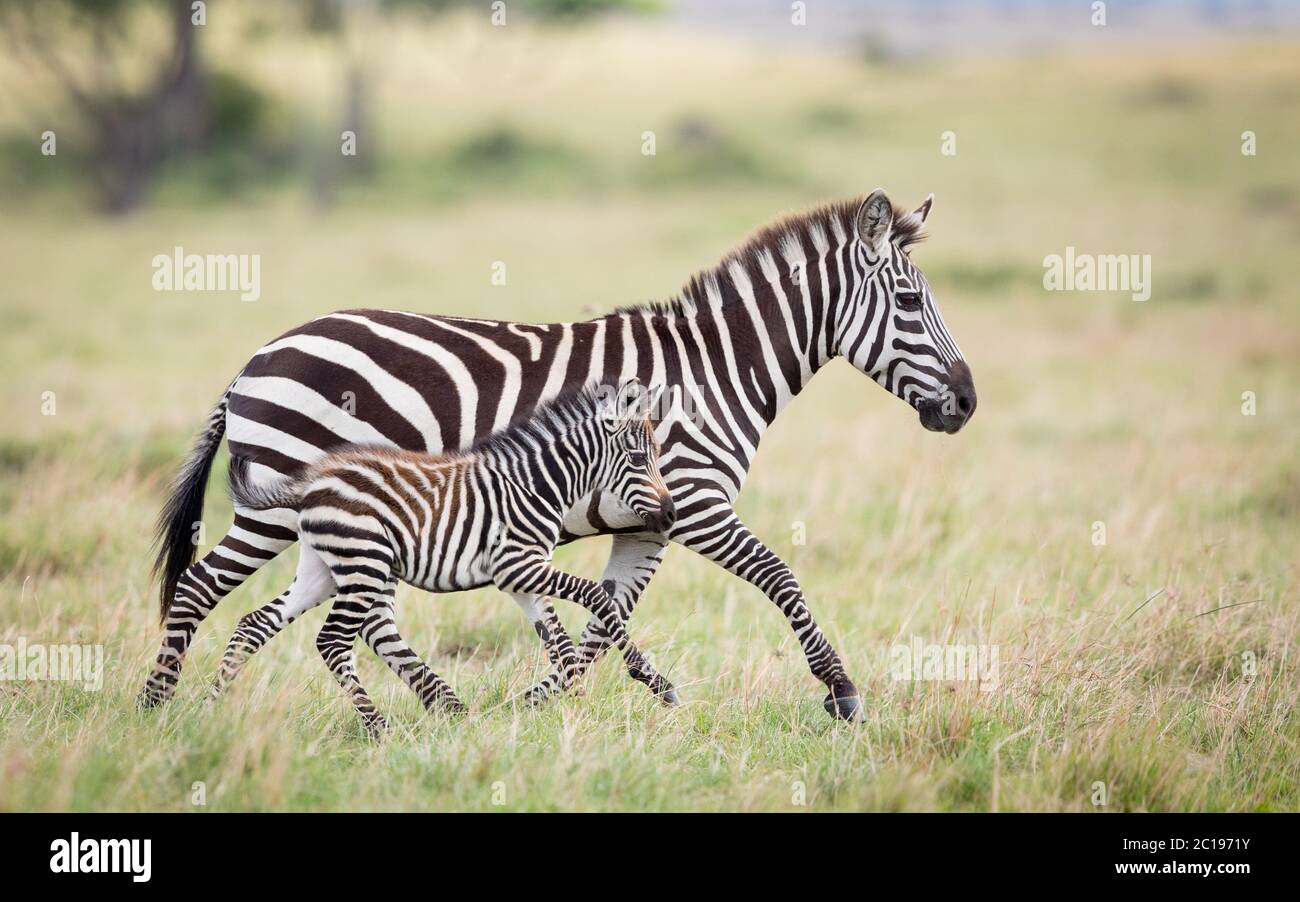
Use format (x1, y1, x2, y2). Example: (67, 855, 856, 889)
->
(1, 12, 1298, 811)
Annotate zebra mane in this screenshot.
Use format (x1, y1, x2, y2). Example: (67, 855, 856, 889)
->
(614, 196, 925, 319)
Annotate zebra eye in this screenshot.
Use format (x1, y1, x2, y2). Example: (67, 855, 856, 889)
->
(896, 291, 922, 311)
(628, 451, 648, 467)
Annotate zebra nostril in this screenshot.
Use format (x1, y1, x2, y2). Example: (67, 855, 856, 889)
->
(957, 394, 971, 415)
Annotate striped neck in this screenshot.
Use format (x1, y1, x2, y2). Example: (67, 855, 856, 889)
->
(479, 416, 607, 512)
(612, 200, 860, 434)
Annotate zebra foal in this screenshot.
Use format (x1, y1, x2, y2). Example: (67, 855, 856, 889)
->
(212, 383, 677, 735)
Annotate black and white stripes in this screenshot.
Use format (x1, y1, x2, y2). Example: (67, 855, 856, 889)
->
(143, 189, 976, 721)
(209, 385, 676, 733)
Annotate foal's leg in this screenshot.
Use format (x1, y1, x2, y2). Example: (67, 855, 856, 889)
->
(362, 586, 467, 715)
(210, 546, 336, 697)
(315, 594, 389, 738)
(497, 560, 676, 705)
(311, 544, 397, 738)
(525, 532, 669, 699)
(510, 593, 579, 705)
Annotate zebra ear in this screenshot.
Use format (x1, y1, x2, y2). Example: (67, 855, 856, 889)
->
(889, 194, 932, 249)
(593, 383, 621, 427)
(856, 188, 893, 255)
(644, 383, 666, 427)
(647, 383, 665, 412)
(617, 377, 642, 420)
(913, 193, 934, 225)
(602, 377, 644, 428)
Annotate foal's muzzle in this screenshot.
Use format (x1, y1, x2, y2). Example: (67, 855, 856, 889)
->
(641, 495, 677, 533)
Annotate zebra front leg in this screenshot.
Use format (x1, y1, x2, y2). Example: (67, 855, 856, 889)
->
(210, 546, 336, 698)
(523, 532, 669, 702)
(362, 590, 467, 716)
(681, 508, 863, 722)
(511, 594, 579, 705)
(498, 560, 677, 706)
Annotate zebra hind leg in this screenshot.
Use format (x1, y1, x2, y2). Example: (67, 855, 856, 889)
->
(362, 589, 467, 716)
(139, 514, 294, 709)
(510, 594, 579, 706)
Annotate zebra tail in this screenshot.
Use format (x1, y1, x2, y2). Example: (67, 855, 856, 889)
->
(226, 455, 306, 517)
(152, 379, 236, 626)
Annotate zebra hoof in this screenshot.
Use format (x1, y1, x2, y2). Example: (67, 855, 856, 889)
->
(823, 684, 864, 723)
(651, 677, 679, 707)
(362, 715, 391, 741)
(136, 685, 168, 711)
(521, 684, 558, 707)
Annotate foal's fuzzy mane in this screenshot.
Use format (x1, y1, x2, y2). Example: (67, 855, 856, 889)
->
(615, 196, 926, 320)
(469, 383, 609, 456)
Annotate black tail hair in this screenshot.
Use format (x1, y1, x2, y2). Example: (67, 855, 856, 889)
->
(152, 382, 233, 625)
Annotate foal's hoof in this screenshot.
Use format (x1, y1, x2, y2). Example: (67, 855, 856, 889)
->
(823, 682, 864, 722)
(362, 715, 391, 741)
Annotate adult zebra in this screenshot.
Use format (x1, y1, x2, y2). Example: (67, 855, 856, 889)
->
(142, 189, 977, 721)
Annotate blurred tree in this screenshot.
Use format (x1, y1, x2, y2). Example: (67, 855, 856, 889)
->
(1, 0, 211, 213)
(307, 0, 375, 209)
(380, 0, 661, 19)
(519, 0, 662, 16)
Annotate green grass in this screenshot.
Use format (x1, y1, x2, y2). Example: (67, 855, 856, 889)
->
(0, 13, 1298, 811)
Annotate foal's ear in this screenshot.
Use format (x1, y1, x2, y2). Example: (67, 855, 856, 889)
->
(855, 188, 893, 256)
(593, 383, 621, 427)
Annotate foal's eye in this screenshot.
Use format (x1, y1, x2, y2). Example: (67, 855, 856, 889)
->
(628, 451, 648, 467)
(896, 292, 922, 311)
